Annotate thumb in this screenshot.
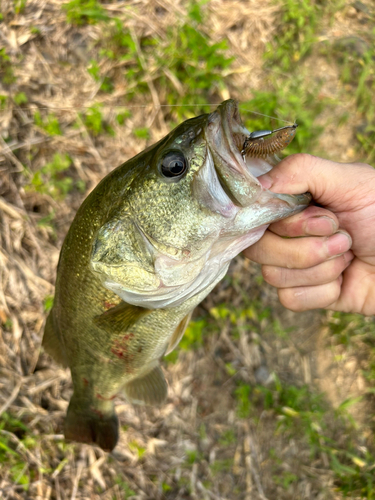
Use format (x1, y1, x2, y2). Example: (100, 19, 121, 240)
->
(258, 153, 372, 209)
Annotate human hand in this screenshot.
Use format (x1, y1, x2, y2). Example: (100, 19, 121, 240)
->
(244, 154, 375, 315)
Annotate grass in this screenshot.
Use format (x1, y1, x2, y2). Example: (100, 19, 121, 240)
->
(34, 111, 62, 136)
(80, 103, 114, 137)
(1, 0, 375, 498)
(210, 288, 375, 497)
(26, 153, 78, 200)
(339, 41, 375, 162)
(63, 0, 109, 25)
(233, 371, 375, 498)
(0, 413, 36, 492)
(264, 0, 343, 71)
(66, 1, 233, 120)
(0, 48, 16, 85)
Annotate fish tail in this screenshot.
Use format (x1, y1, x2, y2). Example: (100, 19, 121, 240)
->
(64, 394, 119, 452)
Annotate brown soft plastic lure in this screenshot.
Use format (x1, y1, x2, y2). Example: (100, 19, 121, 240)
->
(242, 123, 298, 158)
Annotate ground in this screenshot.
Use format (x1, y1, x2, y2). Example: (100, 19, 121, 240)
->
(1, 0, 375, 499)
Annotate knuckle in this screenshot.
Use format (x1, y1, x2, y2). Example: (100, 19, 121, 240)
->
(261, 265, 272, 282)
(262, 265, 284, 287)
(283, 153, 317, 172)
(278, 278, 342, 313)
(326, 279, 341, 305)
(271, 215, 304, 238)
(354, 162, 373, 170)
(278, 288, 305, 312)
(289, 239, 322, 269)
(316, 257, 346, 283)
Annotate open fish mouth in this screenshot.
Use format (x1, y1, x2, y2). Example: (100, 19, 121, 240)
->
(209, 100, 303, 199)
(203, 100, 262, 208)
(193, 99, 310, 217)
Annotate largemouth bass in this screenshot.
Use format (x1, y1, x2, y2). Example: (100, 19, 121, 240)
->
(43, 100, 310, 451)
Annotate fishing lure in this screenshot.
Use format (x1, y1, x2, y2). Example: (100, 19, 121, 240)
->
(242, 123, 298, 158)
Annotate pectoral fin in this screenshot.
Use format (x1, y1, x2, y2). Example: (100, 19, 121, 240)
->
(165, 312, 192, 355)
(94, 302, 149, 335)
(123, 365, 168, 405)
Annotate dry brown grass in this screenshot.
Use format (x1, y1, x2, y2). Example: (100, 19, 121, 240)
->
(0, 0, 374, 498)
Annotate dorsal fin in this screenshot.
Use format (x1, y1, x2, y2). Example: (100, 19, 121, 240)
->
(94, 302, 149, 334)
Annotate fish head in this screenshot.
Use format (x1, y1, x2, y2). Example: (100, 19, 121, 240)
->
(91, 100, 311, 308)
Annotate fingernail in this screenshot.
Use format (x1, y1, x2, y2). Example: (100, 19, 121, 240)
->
(258, 174, 273, 190)
(304, 216, 338, 236)
(326, 231, 352, 257)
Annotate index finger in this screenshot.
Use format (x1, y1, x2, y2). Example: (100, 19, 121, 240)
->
(258, 153, 374, 210)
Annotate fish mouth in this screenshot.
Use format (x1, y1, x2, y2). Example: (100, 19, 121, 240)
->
(204, 100, 261, 208)
(193, 99, 311, 214)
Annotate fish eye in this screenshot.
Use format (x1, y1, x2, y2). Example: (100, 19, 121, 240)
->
(160, 151, 187, 179)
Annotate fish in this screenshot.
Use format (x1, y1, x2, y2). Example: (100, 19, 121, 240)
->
(42, 100, 311, 451)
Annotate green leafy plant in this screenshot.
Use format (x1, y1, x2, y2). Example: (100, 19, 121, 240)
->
(62, 0, 109, 25)
(113, 476, 136, 498)
(185, 449, 203, 464)
(14, 92, 27, 105)
(128, 440, 146, 459)
(265, 0, 343, 71)
(328, 312, 375, 393)
(210, 458, 233, 475)
(235, 383, 252, 418)
(179, 319, 208, 350)
(265, 0, 321, 71)
(157, 19, 233, 117)
(14, 0, 27, 14)
(116, 109, 131, 126)
(325, 30, 375, 163)
(81, 103, 114, 136)
(0, 48, 16, 85)
(89, 2, 233, 120)
(273, 471, 298, 489)
(87, 59, 114, 93)
(34, 111, 62, 136)
(134, 127, 149, 140)
(28, 153, 74, 200)
(43, 295, 54, 312)
(218, 429, 236, 446)
(0, 413, 35, 491)
(254, 373, 375, 498)
(0, 95, 7, 109)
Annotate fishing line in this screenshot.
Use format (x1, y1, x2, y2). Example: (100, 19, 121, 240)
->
(7, 103, 293, 125)
(238, 108, 294, 125)
(26, 104, 220, 110)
